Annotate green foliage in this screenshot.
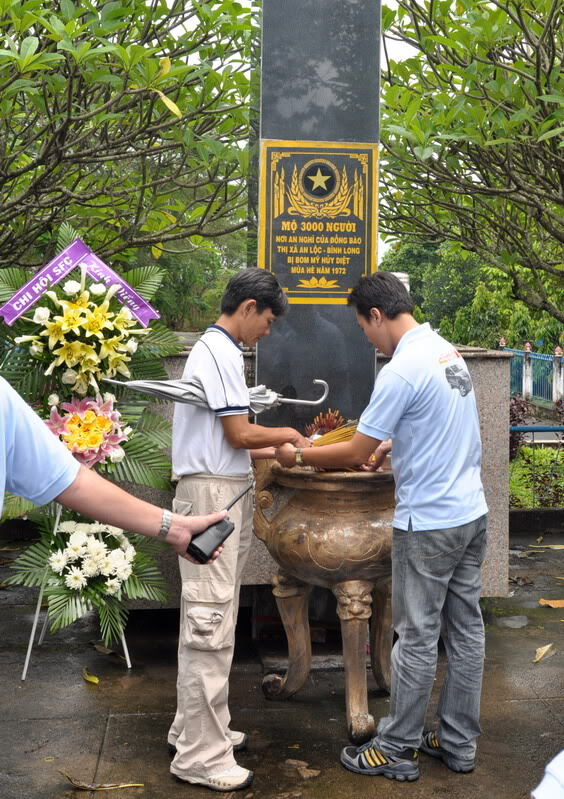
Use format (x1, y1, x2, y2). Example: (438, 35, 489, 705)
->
(0, 0, 250, 268)
(509, 446, 564, 509)
(379, 241, 439, 308)
(380, 0, 564, 323)
(421, 247, 482, 328)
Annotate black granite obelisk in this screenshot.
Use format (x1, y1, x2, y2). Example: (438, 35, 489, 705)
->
(256, 0, 381, 430)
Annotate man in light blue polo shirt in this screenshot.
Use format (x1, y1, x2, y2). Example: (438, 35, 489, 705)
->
(276, 272, 488, 784)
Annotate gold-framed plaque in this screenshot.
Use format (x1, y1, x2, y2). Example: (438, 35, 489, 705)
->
(258, 140, 378, 305)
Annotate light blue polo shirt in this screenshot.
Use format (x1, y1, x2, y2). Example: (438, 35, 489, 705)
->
(358, 324, 488, 531)
(0, 377, 80, 515)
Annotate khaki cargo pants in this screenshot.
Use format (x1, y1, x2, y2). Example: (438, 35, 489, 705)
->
(168, 473, 254, 780)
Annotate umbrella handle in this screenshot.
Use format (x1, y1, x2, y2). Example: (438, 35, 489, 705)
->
(276, 379, 329, 406)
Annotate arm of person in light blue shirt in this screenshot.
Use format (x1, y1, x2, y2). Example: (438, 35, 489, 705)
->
(357, 368, 415, 442)
(4, 384, 80, 506)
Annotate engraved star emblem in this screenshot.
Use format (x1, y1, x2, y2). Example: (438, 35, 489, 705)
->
(307, 168, 331, 191)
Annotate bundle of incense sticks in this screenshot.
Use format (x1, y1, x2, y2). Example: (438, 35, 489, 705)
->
(311, 421, 358, 447)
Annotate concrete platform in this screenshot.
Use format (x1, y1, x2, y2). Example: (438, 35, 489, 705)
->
(0, 527, 562, 799)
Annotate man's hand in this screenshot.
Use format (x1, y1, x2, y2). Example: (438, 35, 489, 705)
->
(276, 442, 298, 467)
(167, 510, 227, 563)
(288, 430, 313, 449)
(361, 439, 392, 472)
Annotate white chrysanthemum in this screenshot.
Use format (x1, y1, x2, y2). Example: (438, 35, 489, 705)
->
(89, 282, 106, 296)
(47, 394, 59, 407)
(106, 525, 124, 537)
(115, 564, 132, 581)
(48, 550, 68, 574)
(98, 555, 114, 576)
(32, 306, 51, 324)
(63, 544, 83, 562)
(74, 523, 93, 534)
(108, 446, 125, 463)
(62, 368, 78, 385)
(65, 566, 87, 590)
(108, 548, 126, 567)
(63, 279, 82, 295)
(123, 545, 136, 563)
(68, 531, 88, 549)
(30, 341, 44, 356)
(105, 578, 121, 596)
(87, 523, 106, 534)
(58, 521, 78, 533)
(86, 539, 107, 559)
(81, 558, 100, 578)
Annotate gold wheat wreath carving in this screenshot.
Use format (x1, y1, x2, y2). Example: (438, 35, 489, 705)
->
(287, 165, 356, 219)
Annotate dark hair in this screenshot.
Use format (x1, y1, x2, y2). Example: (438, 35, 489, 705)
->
(347, 272, 414, 319)
(221, 268, 288, 317)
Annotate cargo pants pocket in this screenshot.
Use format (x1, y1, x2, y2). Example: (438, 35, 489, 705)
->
(181, 583, 234, 651)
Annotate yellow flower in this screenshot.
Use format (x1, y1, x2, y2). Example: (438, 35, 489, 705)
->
(94, 416, 113, 433)
(98, 336, 124, 361)
(52, 340, 83, 368)
(82, 410, 97, 425)
(59, 291, 91, 311)
(113, 307, 135, 331)
(82, 307, 114, 338)
(84, 431, 104, 449)
(107, 354, 131, 378)
(40, 317, 66, 350)
(60, 307, 86, 334)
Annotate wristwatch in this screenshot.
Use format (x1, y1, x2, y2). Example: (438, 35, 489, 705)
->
(158, 508, 173, 538)
(295, 447, 303, 466)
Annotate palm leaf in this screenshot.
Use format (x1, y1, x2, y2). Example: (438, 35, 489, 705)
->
(138, 321, 184, 357)
(4, 539, 52, 587)
(45, 585, 94, 633)
(127, 355, 169, 380)
(134, 410, 172, 448)
(96, 597, 129, 647)
(0, 268, 30, 302)
(122, 265, 165, 300)
(57, 222, 81, 252)
(0, 347, 53, 402)
(1, 492, 37, 522)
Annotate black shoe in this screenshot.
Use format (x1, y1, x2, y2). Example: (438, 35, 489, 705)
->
(420, 730, 475, 773)
(340, 739, 419, 782)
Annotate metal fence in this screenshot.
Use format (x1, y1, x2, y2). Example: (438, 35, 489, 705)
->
(505, 348, 563, 405)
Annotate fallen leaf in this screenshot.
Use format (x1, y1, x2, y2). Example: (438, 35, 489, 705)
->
(529, 545, 564, 550)
(90, 641, 126, 662)
(285, 759, 309, 768)
(43, 757, 55, 762)
(537, 536, 544, 544)
(287, 744, 301, 749)
(82, 666, 99, 686)
(538, 599, 564, 608)
(297, 767, 320, 779)
(59, 771, 144, 790)
(518, 551, 534, 558)
(532, 643, 556, 663)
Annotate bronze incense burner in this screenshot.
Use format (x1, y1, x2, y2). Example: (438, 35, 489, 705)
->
(254, 462, 394, 743)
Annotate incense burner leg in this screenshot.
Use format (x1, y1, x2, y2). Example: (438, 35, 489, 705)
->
(333, 580, 375, 744)
(370, 576, 393, 693)
(262, 571, 312, 700)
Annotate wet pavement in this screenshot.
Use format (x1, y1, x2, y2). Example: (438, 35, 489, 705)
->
(0, 527, 562, 799)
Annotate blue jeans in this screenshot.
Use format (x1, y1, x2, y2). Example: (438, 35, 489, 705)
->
(377, 514, 488, 761)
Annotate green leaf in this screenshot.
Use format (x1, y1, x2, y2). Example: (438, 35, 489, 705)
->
(0, 267, 29, 302)
(57, 222, 81, 251)
(122, 265, 164, 300)
(537, 126, 564, 142)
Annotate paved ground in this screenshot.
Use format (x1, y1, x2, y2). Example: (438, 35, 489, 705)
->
(0, 526, 562, 799)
